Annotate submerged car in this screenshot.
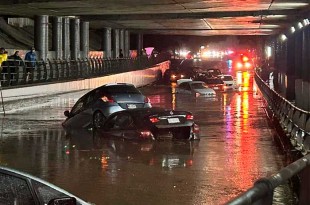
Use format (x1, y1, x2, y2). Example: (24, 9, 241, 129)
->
(176, 81, 216, 96)
(0, 166, 90, 205)
(95, 107, 200, 141)
(62, 83, 151, 129)
(194, 76, 225, 92)
(219, 74, 239, 90)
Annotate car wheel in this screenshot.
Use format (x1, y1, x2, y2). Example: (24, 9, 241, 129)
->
(93, 111, 106, 129)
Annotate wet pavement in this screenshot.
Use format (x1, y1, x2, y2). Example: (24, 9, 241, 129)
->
(0, 80, 293, 204)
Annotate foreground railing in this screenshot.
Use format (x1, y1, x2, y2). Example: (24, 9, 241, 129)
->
(254, 70, 310, 156)
(226, 154, 310, 205)
(0, 56, 166, 87)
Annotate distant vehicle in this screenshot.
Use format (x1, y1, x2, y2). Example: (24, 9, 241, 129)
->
(163, 68, 179, 82)
(176, 78, 193, 85)
(62, 83, 151, 129)
(176, 81, 216, 96)
(163, 67, 196, 82)
(0, 166, 90, 205)
(219, 74, 239, 90)
(206, 68, 222, 77)
(95, 107, 200, 141)
(194, 77, 225, 92)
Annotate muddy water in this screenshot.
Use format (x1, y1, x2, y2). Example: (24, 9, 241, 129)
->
(0, 83, 293, 205)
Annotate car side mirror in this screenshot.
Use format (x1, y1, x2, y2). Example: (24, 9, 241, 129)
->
(64, 110, 70, 117)
(48, 197, 77, 205)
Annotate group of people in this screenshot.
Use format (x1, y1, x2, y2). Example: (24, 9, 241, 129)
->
(0, 47, 37, 72)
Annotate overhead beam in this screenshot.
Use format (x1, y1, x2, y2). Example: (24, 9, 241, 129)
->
(81, 9, 303, 21)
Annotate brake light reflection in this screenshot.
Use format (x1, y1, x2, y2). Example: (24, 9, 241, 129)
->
(140, 130, 154, 139)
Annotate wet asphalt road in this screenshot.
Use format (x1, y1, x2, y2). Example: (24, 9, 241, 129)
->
(0, 81, 293, 204)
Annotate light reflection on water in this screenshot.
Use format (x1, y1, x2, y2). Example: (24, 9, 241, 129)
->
(0, 79, 293, 204)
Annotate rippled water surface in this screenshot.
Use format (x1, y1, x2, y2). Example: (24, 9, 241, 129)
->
(0, 80, 292, 204)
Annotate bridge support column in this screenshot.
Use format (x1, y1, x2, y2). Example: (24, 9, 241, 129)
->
(34, 15, 49, 61)
(138, 33, 143, 56)
(103, 28, 112, 58)
(80, 21, 89, 59)
(62, 17, 70, 60)
(70, 18, 80, 60)
(124, 30, 130, 57)
(52, 16, 63, 59)
(119, 29, 125, 57)
(113, 29, 120, 58)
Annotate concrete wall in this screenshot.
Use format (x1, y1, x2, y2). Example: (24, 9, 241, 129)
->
(1, 61, 169, 103)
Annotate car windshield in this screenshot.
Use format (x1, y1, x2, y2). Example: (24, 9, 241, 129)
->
(105, 85, 141, 94)
(222, 76, 233, 81)
(191, 83, 206, 89)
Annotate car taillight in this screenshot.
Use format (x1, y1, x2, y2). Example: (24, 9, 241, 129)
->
(193, 123, 199, 133)
(149, 117, 160, 123)
(139, 130, 154, 139)
(186, 114, 194, 120)
(144, 97, 150, 103)
(101, 96, 114, 103)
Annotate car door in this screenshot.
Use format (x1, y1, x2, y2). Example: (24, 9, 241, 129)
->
(66, 93, 94, 128)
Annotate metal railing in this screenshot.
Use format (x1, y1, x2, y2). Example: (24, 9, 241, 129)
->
(254, 70, 310, 156)
(226, 154, 310, 205)
(0, 56, 166, 87)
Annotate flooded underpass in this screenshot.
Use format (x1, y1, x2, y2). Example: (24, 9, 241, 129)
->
(0, 80, 295, 204)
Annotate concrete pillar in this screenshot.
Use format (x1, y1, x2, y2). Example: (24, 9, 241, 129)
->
(124, 30, 130, 57)
(70, 18, 80, 60)
(103, 28, 112, 58)
(62, 17, 70, 60)
(113, 29, 120, 58)
(52, 16, 63, 59)
(34, 15, 49, 61)
(80, 21, 89, 59)
(119, 29, 125, 57)
(138, 33, 143, 56)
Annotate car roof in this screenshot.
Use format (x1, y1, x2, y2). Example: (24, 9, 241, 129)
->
(77, 83, 138, 100)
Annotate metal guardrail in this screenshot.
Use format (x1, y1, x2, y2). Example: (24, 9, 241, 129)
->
(254, 70, 310, 156)
(0, 56, 166, 87)
(225, 70, 310, 205)
(226, 154, 310, 205)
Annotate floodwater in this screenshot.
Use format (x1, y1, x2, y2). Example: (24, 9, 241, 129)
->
(0, 78, 294, 204)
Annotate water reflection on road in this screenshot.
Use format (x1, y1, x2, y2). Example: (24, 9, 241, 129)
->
(0, 83, 290, 204)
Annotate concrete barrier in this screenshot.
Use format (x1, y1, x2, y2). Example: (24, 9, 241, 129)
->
(1, 61, 169, 103)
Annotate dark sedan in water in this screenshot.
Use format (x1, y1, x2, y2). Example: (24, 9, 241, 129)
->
(91, 107, 200, 141)
(62, 83, 151, 129)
